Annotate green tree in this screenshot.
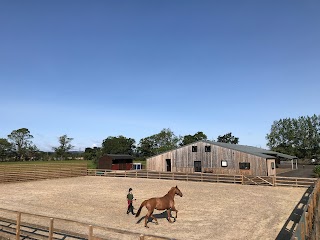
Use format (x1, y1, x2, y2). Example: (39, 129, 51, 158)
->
(53, 135, 74, 160)
(0, 138, 13, 161)
(217, 132, 239, 144)
(313, 165, 320, 178)
(7, 128, 36, 161)
(180, 131, 207, 146)
(84, 147, 102, 160)
(138, 128, 180, 157)
(266, 115, 320, 158)
(102, 136, 135, 155)
(266, 118, 296, 156)
(26, 144, 40, 161)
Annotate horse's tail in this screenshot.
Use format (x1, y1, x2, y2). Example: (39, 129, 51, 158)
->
(135, 200, 147, 217)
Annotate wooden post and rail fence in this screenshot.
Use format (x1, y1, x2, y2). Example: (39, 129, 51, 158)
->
(0, 207, 165, 240)
(291, 179, 320, 240)
(87, 169, 318, 187)
(0, 163, 316, 187)
(0, 163, 87, 183)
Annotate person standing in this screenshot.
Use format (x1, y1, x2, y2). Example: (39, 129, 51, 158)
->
(126, 188, 136, 215)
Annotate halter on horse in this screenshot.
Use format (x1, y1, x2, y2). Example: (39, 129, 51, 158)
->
(135, 186, 183, 228)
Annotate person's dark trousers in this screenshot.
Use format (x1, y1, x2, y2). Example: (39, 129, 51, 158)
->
(127, 202, 135, 215)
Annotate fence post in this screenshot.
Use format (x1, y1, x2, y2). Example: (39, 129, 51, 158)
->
(147, 171, 149, 179)
(186, 172, 188, 181)
(19, 166, 21, 181)
(125, 171, 127, 178)
(273, 176, 276, 187)
(241, 175, 244, 185)
(140, 234, 145, 240)
(201, 172, 203, 182)
(16, 212, 21, 240)
(316, 196, 320, 240)
(88, 225, 93, 240)
(135, 171, 137, 178)
(305, 211, 309, 238)
(49, 218, 54, 240)
(172, 172, 175, 180)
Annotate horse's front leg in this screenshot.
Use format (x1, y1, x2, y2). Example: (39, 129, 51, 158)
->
(167, 209, 173, 223)
(171, 206, 178, 219)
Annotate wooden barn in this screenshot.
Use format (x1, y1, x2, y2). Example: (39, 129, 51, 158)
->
(98, 154, 134, 170)
(146, 140, 297, 176)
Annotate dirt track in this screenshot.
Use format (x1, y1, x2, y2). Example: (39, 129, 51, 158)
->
(0, 176, 306, 240)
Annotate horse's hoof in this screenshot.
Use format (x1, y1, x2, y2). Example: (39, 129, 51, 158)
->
(145, 226, 149, 228)
(155, 222, 158, 225)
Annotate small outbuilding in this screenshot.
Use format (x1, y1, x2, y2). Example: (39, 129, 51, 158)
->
(98, 154, 134, 170)
(147, 140, 297, 176)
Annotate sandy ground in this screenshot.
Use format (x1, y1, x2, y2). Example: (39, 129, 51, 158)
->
(0, 176, 307, 240)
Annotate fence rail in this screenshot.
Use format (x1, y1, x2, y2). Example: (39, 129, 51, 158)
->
(0, 208, 165, 240)
(87, 169, 317, 187)
(0, 163, 88, 183)
(291, 179, 320, 240)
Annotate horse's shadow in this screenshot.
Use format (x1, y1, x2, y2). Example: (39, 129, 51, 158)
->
(136, 211, 176, 225)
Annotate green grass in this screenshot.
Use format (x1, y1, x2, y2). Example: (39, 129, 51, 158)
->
(0, 160, 96, 169)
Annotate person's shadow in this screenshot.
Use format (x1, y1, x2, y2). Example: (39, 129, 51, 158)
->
(275, 186, 313, 240)
(136, 211, 175, 225)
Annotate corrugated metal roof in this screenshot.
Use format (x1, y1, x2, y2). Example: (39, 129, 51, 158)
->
(202, 140, 297, 159)
(146, 140, 297, 160)
(104, 154, 134, 160)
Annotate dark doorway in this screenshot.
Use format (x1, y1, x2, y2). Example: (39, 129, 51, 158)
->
(194, 161, 202, 172)
(166, 159, 171, 172)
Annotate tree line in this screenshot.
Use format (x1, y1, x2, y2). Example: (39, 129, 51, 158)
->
(266, 114, 320, 159)
(0, 128, 238, 162)
(0, 128, 75, 161)
(84, 129, 239, 162)
(2, 114, 319, 163)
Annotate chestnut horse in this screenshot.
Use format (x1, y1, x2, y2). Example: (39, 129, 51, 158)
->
(135, 186, 183, 228)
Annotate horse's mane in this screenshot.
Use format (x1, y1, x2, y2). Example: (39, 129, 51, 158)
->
(168, 186, 176, 193)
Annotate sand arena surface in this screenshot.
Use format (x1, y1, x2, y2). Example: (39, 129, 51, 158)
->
(0, 176, 306, 240)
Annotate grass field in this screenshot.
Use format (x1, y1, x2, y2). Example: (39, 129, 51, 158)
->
(0, 160, 96, 168)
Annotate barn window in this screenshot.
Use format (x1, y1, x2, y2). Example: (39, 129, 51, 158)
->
(192, 146, 197, 152)
(239, 162, 250, 170)
(205, 146, 211, 152)
(271, 162, 275, 169)
(221, 160, 228, 167)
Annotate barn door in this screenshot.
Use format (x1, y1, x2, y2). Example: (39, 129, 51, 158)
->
(194, 161, 202, 172)
(267, 159, 276, 176)
(119, 163, 126, 170)
(166, 159, 171, 172)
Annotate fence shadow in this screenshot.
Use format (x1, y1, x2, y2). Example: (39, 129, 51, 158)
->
(275, 186, 313, 240)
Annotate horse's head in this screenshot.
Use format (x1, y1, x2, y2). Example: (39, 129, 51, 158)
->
(174, 185, 183, 197)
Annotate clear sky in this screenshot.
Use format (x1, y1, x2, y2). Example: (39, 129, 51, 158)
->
(1, 1, 319, 151)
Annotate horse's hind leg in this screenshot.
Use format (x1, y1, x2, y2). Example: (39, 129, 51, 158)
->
(151, 214, 158, 225)
(144, 210, 154, 228)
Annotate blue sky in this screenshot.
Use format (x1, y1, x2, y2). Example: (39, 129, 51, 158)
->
(1, 1, 319, 151)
